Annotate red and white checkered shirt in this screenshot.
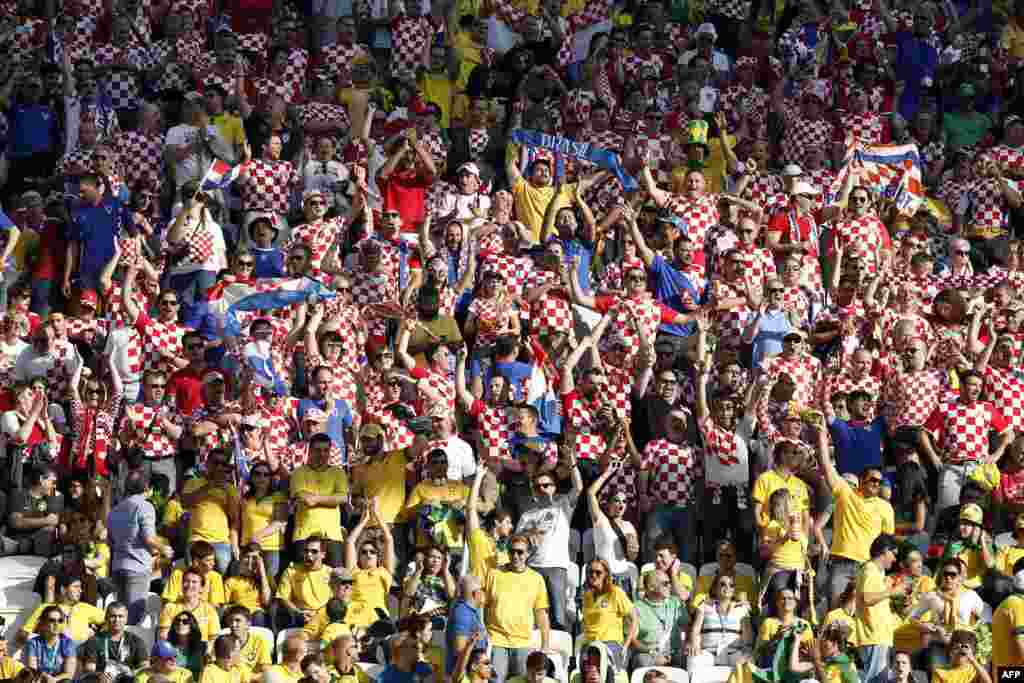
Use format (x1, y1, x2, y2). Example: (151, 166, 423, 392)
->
(319, 42, 370, 76)
(711, 278, 756, 342)
(191, 401, 244, 463)
(820, 371, 881, 416)
(94, 44, 156, 110)
(115, 130, 164, 189)
(416, 367, 456, 415)
(883, 368, 950, 431)
(699, 416, 741, 469)
(119, 403, 182, 460)
(780, 284, 815, 324)
(642, 438, 702, 506)
(285, 217, 348, 275)
(734, 245, 777, 288)
(246, 398, 293, 467)
(479, 253, 533, 298)
(135, 312, 190, 375)
(239, 159, 299, 214)
(469, 399, 515, 466)
(281, 441, 344, 472)
(963, 176, 1019, 235)
(721, 84, 769, 129)
(925, 398, 1009, 464)
(781, 116, 835, 166)
(350, 268, 398, 338)
(830, 213, 891, 273)
(390, 16, 433, 74)
(523, 269, 573, 336)
(761, 354, 823, 407)
(65, 316, 110, 345)
(663, 192, 720, 259)
(991, 144, 1024, 176)
(364, 403, 416, 452)
(562, 389, 608, 462)
(981, 365, 1024, 434)
(839, 110, 885, 144)
(467, 296, 518, 348)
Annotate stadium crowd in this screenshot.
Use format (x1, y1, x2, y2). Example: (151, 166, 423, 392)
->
(5, 0, 1024, 682)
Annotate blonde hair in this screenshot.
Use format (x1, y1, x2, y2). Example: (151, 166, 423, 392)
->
(768, 487, 791, 524)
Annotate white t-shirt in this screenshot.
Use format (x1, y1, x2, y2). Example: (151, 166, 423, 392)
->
(104, 327, 144, 385)
(593, 516, 637, 576)
(14, 343, 82, 384)
(166, 205, 228, 275)
(517, 492, 577, 568)
(433, 191, 493, 221)
(909, 589, 986, 624)
(435, 435, 477, 481)
(165, 124, 212, 189)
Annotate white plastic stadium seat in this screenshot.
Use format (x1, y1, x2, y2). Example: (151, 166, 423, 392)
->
(995, 532, 1015, 548)
(632, 667, 690, 683)
(276, 627, 305, 663)
(566, 562, 581, 627)
(0, 555, 48, 642)
(624, 563, 640, 598)
(569, 530, 581, 561)
(358, 663, 386, 680)
(531, 629, 572, 683)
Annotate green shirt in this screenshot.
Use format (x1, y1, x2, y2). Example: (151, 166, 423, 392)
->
(823, 653, 860, 683)
(944, 111, 993, 151)
(633, 596, 688, 655)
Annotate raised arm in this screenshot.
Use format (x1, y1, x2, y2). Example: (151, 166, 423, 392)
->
(396, 317, 417, 371)
(623, 204, 655, 267)
(568, 255, 597, 309)
(640, 163, 671, 207)
(455, 346, 474, 411)
(345, 507, 371, 571)
(540, 180, 564, 244)
(586, 461, 617, 528)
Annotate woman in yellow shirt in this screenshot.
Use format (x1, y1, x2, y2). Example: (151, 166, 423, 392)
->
(241, 463, 289, 580)
(755, 589, 813, 666)
(932, 629, 992, 683)
(758, 489, 809, 612)
(580, 559, 637, 668)
(344, 501, 397, 628)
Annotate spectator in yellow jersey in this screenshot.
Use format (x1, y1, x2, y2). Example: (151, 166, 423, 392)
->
(180, 449, 242, 575)
(291, 433, 349, 567)
(931, 629, 992, 683)
(345, 502, 397, 628)
(691, 540, 756, 608)
(326, 634, 371, 682)
(224, 605, 272, 677)
(162, 541, 227, 607)
(992, 557, 1024, 676)
(224, 544, 273, 627)
(465, 462, 513, 582)
(0, 638, 24, 680)
(304, 568, 356, 641)
(198, 634, 245, 683)
(579, 558, 637, 669)
(854, 533, 903, 683)
(265, 631, 308, 683)
(350, 422, 409, 527)
(241, 462, 289, 582)
(484, 533, 552, 683)
(136, 640, 196, 683)
(158, 569, 222, 642)
(18, 573, 104, 646)
(274, 535, 334, 630)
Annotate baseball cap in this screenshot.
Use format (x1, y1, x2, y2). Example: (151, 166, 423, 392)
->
(303, 188, 325, 203)
(959, 503, 984, 526)
(792, 180, 820, 196)
(783, 330, 806, 341)
(330, 567, 354, 584)
(781, 164, 804, 177)
(20, 190, 43, 208)
(457, 162, 481, 177)
(152, 640, 179, 659)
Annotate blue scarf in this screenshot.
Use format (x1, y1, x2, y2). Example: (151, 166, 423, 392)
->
(511, 129, 639, 192)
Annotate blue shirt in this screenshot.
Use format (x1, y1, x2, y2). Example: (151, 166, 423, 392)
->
(445, 599, 488, 674)
(649, 255, 700, 337)
(26, 635, 74, 674)
(107, 493, 157, 575)
(8, 104, 57, 158)
(378, 662, 435, 683)
(560, 237, 595, 293)
(251, 247, 286, 279)
(829, 416, 887, 475)
(750, 309, 794, 369)
(70, 195, 131, 282)
(297, 397, 353, 462)
(895, 32, 938, 119)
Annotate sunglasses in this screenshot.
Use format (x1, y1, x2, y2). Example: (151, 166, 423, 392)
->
(867, 477, 883, 484)
(147, 382, 166, 389)
(535, 481, 555, 489)
(360, 548, 378, 555)
(942, 571, 959, 579)
(510, 547, 529, 556)
(160, 299, 179, 306)
(955, 250, 970, 255)
(768, 288, 784, 294)
(304, 548, 322, 555)
(237, 260, 255, 268)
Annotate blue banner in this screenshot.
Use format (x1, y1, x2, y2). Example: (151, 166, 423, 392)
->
(511, 129, 639, 192)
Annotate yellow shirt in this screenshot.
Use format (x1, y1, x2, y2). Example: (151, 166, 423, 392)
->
(242, 493, 288, 551)
(159, 600, 221, 642)
(23, 601, 104, 642)
(198, 662, 242, 683)
(949, 545, 988, 590)
(225, 575, 264, 614)
(582, 585, 633, 643)
(348, 567, 393, 627)
(13, 226, 38, 272)
(670, 134, 736, 194)
(182, 478, 239, 545)
(265, 664, 303, 683)
(353, 450, 408, 524)
(162, 566, 226, 606)
(321, 622, 353, 650)
(484, 566, 550, 648)
(996, 544, 1024, 575)
(163, 498, 186, 529)
(931, 663, 976, 683)
(854, 561, 894, 647)
(304, 603, 355, 640)
(762, 520, 807, 570)
(137, 667, 194, 683)
(403, 480, 471, 548)
(419, 73, 453, 128)
(752, 470, 810, 528)
(691, 573, 755, 609)
(332, 667, 372, 683)
(0, 656, 23, 680)
(467, 528, 508, 582)
(238, 631, 272, 673)
(823, 608, 860, 648)
(993, 593, 1024, 670)
(1004, 19, 1024, 60)
(452, 31, 485, 91)
(276, 564, 333, 612)
(509, 175, 577, 242)
(892, 574, 935, 654)
(831, 480, 895, 564)
(211, 113, 247, 150)
(291, 465, 348, 542)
